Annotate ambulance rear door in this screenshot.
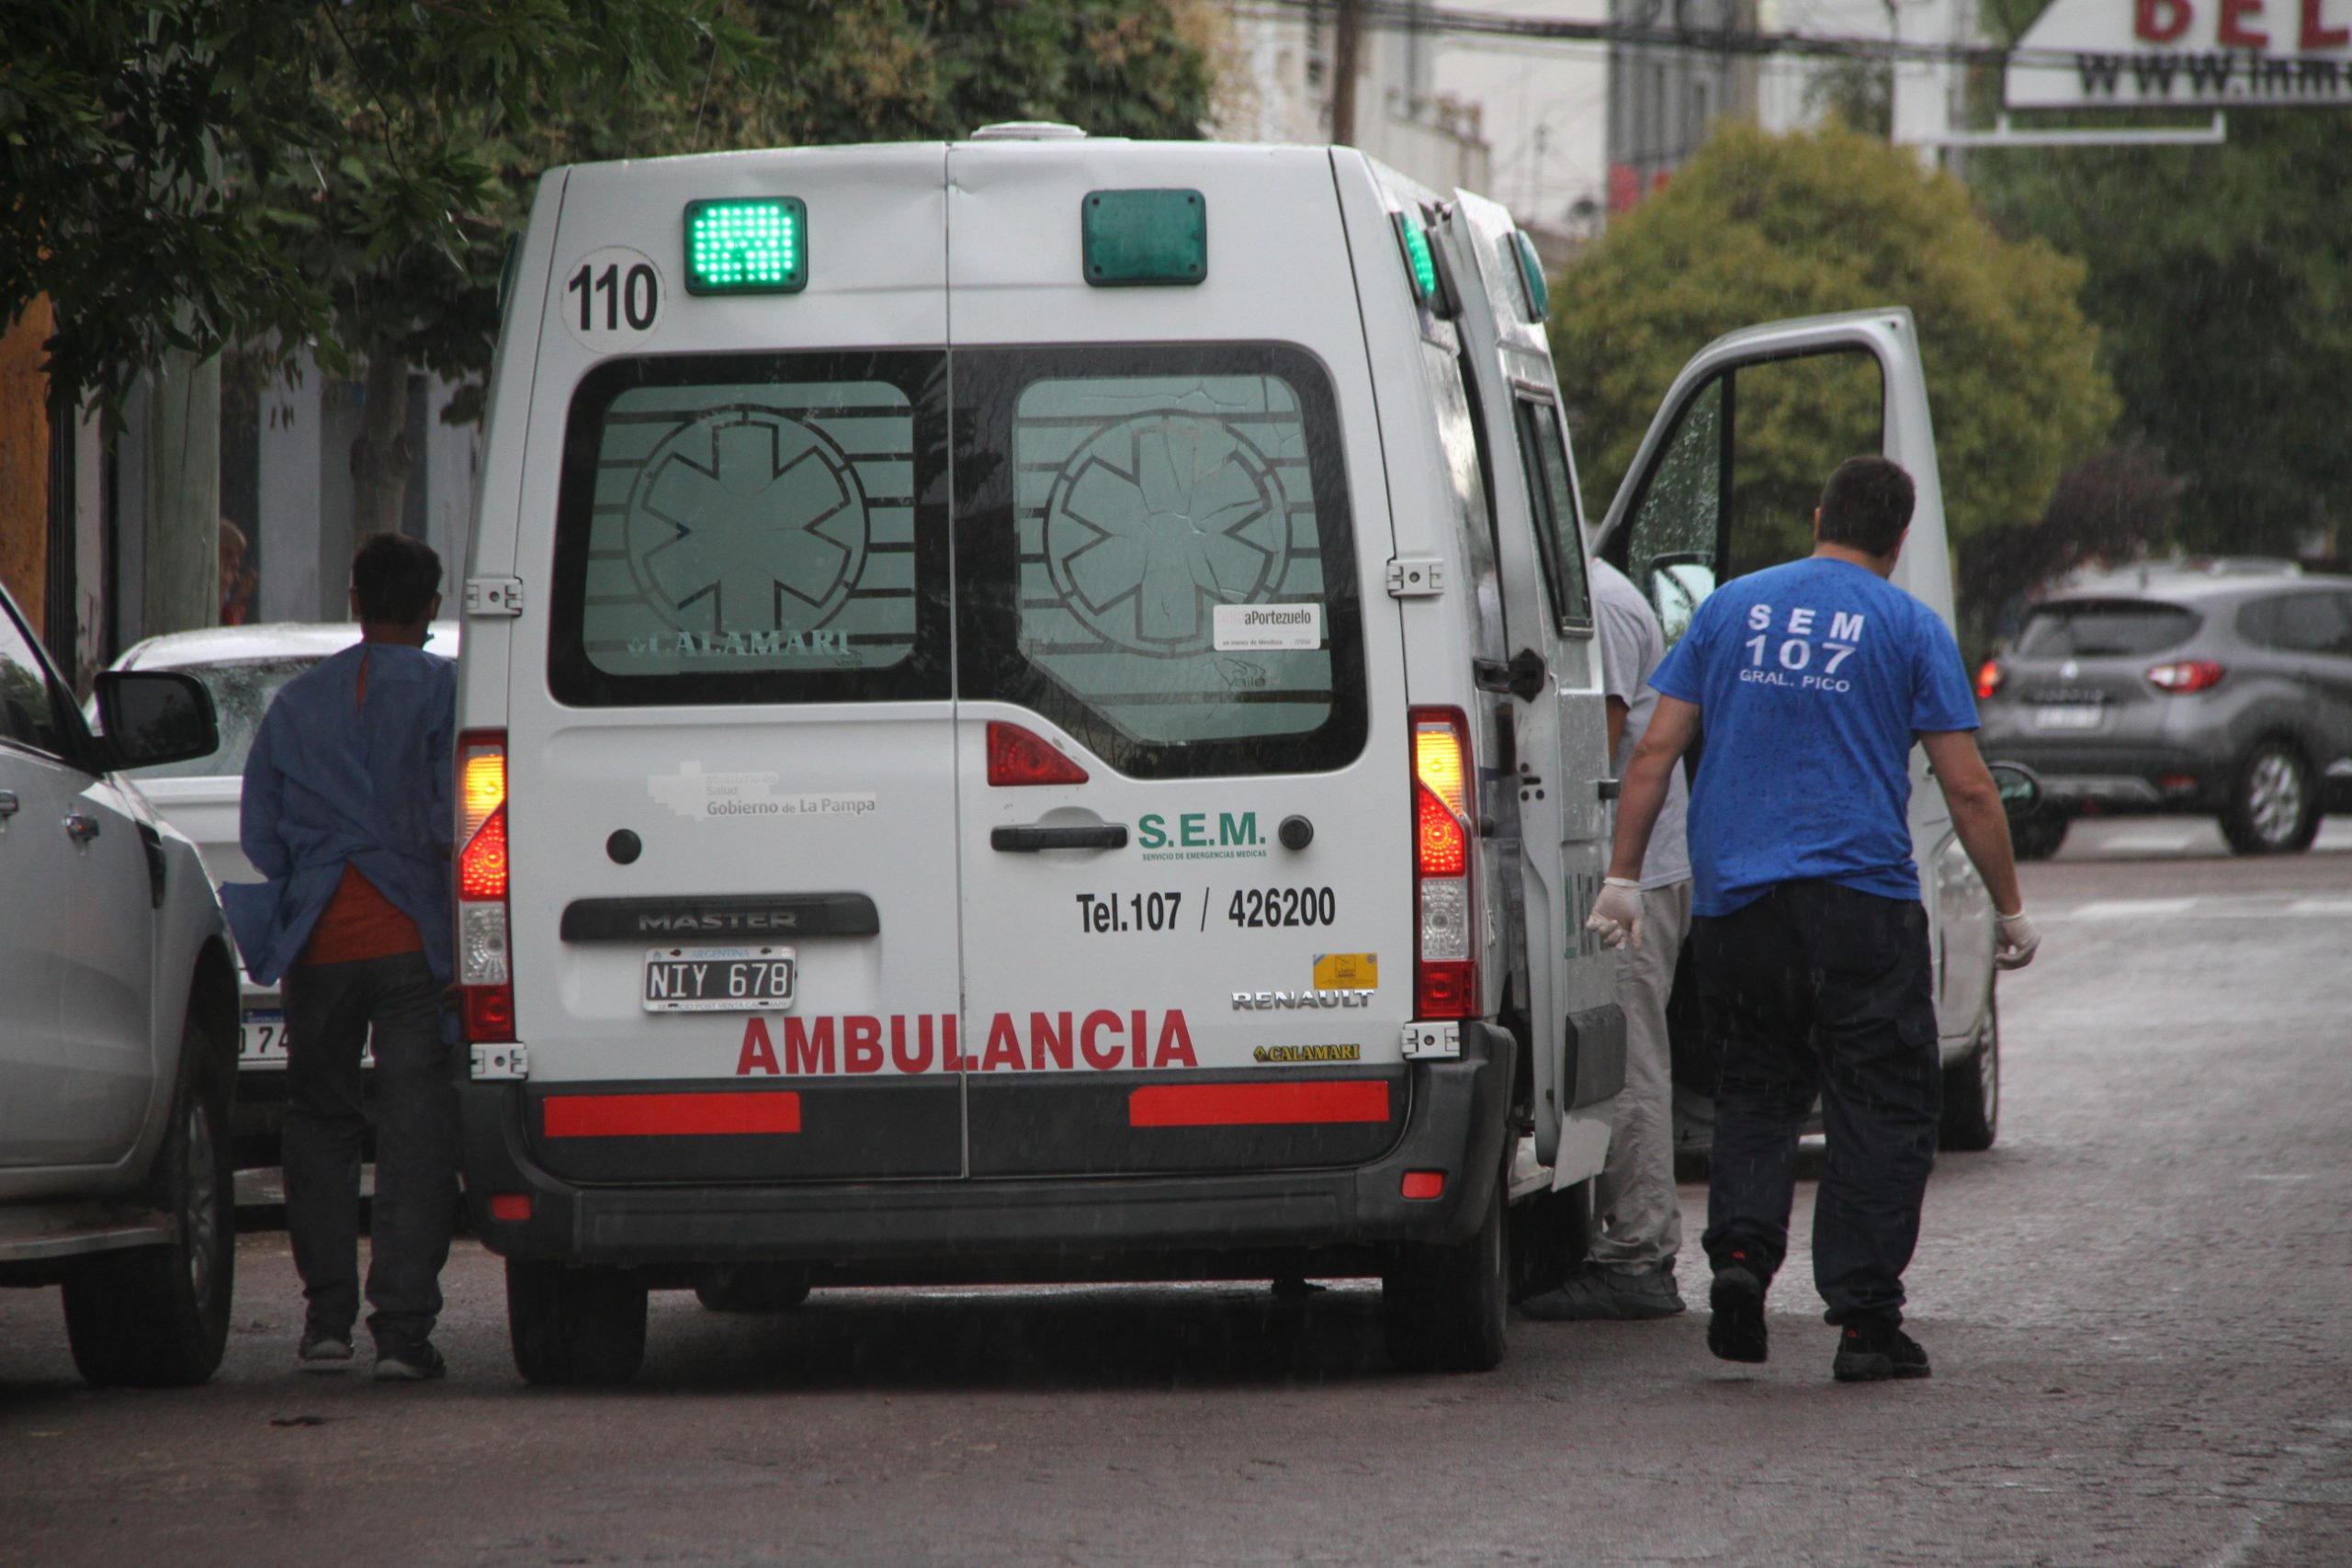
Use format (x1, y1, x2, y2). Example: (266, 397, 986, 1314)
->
(944, 141, 1417, 1179)
(501, 146, 968, 1186)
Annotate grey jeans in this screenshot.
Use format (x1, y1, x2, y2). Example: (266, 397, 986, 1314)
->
(281, 951, 456, 1350)
(1587, 880, 1692, 1271)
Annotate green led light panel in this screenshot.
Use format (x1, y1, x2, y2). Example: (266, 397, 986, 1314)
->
(1510, 230, 1548, 321)
(683, 197, 808, 295)
(1394, 211, 1437, 303)
(1082, 188, 1207, 288)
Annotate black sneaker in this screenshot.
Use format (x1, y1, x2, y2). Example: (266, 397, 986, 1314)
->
(1520, 1263, 1687, 1321)
(1832, 1319, 1931, 1382)
(1706, 1257, 1769, 1364)
(372, 1339, 447, 1382)
(298, 1328, 355, 1370)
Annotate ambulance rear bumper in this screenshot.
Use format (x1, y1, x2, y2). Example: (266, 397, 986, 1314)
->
(458, 1022, 1514, 1273)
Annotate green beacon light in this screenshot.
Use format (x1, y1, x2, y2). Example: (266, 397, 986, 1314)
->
(1082, 188, 1207, 288)
(1510, 230, 1549, 321)
(1393, 210, 1438, 304)
(683, 197, 808, 295)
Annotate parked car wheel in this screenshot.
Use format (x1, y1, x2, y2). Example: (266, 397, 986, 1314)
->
(62, 1018, 236, 1387)
(1382, 1165, 1508, 1372)
(1939, 993, 2000, 1153)
(507, 1258, 648, 1385)
(2009, 810, 2070, 863)
(693, 1263, 812, 1313)
(2220, 741, 2320, 856)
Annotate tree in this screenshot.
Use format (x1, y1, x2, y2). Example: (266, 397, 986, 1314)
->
(5, 2, 1214, 547)
(1549, 122, 2118, 564)
(1970, 114, 2352, 558)
(1, 3, 735, 420)
(1957, 439, 2178, 655)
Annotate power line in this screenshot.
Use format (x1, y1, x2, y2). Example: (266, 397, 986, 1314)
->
(1233, 0, 2122, 72)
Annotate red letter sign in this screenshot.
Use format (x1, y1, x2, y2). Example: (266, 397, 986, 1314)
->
(2218, 0, 2269, 45)
(2136, 0, 2194, 39)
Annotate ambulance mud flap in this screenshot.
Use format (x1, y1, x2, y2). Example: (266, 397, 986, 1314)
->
(1564, 1003, 1626, 1110)
(458, 1022, 1518, 1269)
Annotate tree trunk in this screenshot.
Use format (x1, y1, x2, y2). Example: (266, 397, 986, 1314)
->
(1330, 0, 1363, 146)
(349, 353, 412, 542)
(142, 347, 220, 637)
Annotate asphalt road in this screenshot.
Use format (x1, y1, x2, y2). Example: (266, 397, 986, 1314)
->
(4, 816, 2347, 1568)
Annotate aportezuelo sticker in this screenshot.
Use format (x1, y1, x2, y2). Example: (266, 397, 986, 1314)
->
(1212, 603, 1321, 651)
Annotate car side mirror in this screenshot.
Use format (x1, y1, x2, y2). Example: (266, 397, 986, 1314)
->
(1646, 556, 1717, 646)
(94, 671, 219, 771)
(1988, 760, 2043, 827)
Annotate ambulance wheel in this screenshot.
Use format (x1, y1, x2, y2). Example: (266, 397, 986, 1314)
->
(1382, 1169, 1508, 1373)
(1939, 995, 2000, 1153)
(694, 1264, 812, 1313)
(506, 1258, 647, 1385)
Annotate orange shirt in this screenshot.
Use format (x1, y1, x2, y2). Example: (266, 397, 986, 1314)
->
(299, 865, 424, 966)
(294, 647, 426, 967)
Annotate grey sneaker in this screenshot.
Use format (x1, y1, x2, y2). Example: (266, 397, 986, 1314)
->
(298, 1329, 355, 1369)
(1520, 1263, 1687, 1321)
(372, 1340, 447, 1382)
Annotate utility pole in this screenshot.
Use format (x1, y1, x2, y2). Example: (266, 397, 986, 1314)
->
(1331, 0, 1364, 145)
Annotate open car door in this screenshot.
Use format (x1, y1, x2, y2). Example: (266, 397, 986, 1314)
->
(1588, 308, 1973, 1108)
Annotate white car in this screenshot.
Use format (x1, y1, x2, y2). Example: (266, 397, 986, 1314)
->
(100, 620, 461, 1167)
(1, 581, 243, 1385)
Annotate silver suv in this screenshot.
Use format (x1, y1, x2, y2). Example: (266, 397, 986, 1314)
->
(1977, 564, 2352, 856)
(0, 582, 243, 1386)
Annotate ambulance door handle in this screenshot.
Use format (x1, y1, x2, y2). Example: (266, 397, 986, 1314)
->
(1474, 649, 1549, 703)
(990, 823, 1129, 852)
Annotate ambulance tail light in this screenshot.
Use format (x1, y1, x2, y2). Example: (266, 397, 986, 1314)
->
(987, 720, 1090, 786)
(1411, 708, 1477, 1021)
(457, 730, 514, 1043)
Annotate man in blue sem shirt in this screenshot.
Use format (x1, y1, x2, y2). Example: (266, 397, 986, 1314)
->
(1586, 456, 2039, 1383)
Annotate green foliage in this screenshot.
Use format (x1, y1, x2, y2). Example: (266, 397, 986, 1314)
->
(1550, 122, 2119, 557)
(1, 2, 740, 412)
(674, 0, 1214, 151)
(4, 0, 1211, 416)
(1972, 115, 2352, 557)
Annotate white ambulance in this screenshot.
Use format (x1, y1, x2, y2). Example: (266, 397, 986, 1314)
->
(451, 127, 1988, 1383)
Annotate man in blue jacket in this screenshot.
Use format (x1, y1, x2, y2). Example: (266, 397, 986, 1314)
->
(226, 534, 457, 1381)
(1588, 457, 2038, 1383)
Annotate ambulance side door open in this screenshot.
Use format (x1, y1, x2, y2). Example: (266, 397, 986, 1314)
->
(1436, 195, 1618, 1185)
(1589, 309, 1976, 1064)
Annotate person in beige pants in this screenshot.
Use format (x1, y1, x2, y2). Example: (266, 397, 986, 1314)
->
(1521, 556, 1691, 1321)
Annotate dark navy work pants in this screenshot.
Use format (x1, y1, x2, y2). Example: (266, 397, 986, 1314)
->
(1693, 880, 1942, 1326)
(281, 951, 456, 1351)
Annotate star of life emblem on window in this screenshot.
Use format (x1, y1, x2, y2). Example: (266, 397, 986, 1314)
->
(623, 407, 868, 635)
(1041, 413, 1293, 657)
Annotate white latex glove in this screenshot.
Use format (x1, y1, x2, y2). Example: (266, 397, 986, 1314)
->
(1586, 878, 1645, 950)
(1995, 908, 2041, 971)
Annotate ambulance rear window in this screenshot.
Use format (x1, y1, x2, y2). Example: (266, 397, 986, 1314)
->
(955, 343, 1366, 777)
(548, 351, 949, 706)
